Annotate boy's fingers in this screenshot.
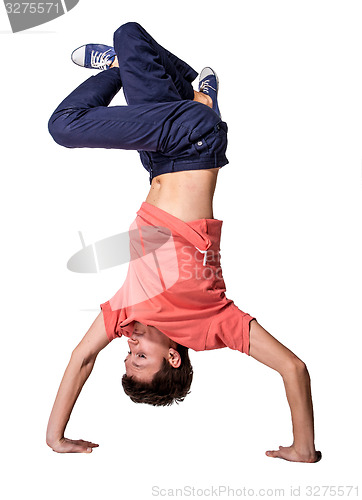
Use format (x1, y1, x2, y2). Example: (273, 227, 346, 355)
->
(266, 448, 322, 463)
(50, 437, 99, 454)
(265, 450, 280, 458)
(77, 439, 99, 447)
(70, 444, 92, 453)
(80, 442, 99, 453)
(84, 445, 98, 452)
(64, 442, 95, 453)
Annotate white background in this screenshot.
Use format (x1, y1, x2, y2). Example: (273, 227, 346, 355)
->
(1, 1, 361, 499)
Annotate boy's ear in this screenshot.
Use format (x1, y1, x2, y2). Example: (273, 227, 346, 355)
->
(168, 348, 181, 368)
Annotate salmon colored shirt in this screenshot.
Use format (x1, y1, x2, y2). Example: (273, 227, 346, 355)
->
(100, 202, 256, 354)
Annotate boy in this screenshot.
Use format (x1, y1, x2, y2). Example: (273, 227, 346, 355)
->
(46, 22, 321, 463)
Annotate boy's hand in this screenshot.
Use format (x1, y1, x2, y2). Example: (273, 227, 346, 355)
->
(47, 437, 99, 454)
(266, 445, 322, 463)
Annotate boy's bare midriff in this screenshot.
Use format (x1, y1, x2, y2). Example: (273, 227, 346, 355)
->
(145, 167, 220, 223)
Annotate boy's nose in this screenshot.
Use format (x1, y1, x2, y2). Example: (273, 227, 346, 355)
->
(128, 337, 138, 344)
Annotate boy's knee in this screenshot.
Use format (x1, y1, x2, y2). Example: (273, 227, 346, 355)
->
(48, 114, 62, 145)
(113, 21, 144, 45)
(48, 113, 74, 148)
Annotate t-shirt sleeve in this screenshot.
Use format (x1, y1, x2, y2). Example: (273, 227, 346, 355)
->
(100, 300, 123, 342)
(207, 301, 256, 355)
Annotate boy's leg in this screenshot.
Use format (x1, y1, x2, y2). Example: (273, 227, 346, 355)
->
(111, 22, 227, 180)
(48, 23, 228, 181)
(113, 22, 197, 104)
(48, 69, 221, 152)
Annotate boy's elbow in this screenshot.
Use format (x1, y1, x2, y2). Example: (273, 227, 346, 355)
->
(71, 345, 98, 367)
(281, 356, 309, 380)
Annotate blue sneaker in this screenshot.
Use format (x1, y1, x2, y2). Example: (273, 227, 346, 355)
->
(71, 44, 116, 70)
(198, 67, 221, 118)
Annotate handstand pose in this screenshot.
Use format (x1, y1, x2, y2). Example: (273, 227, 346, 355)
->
(46, 22, 321, 463)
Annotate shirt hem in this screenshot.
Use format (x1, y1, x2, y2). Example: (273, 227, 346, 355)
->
(100, 301, 119, 342)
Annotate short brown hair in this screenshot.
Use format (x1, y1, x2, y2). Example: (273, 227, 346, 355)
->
(121, 344, 193, 406)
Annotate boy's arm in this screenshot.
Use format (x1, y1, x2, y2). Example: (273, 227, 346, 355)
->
(46, 312, 110, 454)
(248, 319, 322, 463)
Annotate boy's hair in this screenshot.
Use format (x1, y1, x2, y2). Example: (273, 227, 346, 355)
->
(121, 344, 193, 406)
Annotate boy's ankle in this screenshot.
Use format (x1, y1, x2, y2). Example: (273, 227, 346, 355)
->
(193, 90, 213, 108)
(110, 56, 119, 69)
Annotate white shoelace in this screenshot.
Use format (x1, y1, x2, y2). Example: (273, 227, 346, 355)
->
(199, 79, 217, 95)
(90, 49, 114, 70)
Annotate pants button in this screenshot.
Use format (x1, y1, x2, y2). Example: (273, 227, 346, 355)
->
(197, 141, 203, 146)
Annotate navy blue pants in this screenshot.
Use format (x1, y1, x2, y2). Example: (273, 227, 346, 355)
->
(48, 22, 228, 184)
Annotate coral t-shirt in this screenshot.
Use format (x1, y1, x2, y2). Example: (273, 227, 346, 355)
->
(100, 202, 256, 354)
